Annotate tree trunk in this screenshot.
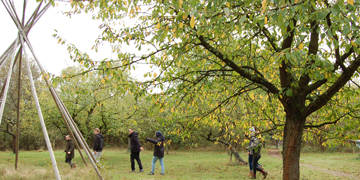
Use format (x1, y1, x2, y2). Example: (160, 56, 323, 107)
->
(282, 113, 306, 180)
(12, 135, 16, 153)
(217, 139, 247, 165)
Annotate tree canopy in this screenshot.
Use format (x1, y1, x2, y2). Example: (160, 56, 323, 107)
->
(46, 0, 360, 179)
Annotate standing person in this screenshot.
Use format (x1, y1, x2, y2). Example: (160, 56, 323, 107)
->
(146, 131, 166, 175)
(247, 126, 264, 177)
(246, 131, 268, 179)
(64, 135, 77, 169)
(93, 128, 104, 163)
(129, 128, 144, 172)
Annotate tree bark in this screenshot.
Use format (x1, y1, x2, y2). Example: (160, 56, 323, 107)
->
(282, 113, 306, 180)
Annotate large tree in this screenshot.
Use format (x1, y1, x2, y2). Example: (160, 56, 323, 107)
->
(57, 0, 360, 179)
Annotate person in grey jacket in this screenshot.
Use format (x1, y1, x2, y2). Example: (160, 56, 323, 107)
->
(246, 130, 268, 179)
(247, 126, 264, 177)
(146, 131, 166, 175)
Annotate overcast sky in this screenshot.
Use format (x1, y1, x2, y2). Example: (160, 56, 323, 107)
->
(0, 1, 115, 76)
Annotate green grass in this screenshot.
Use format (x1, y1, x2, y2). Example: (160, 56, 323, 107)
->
(0, 148, 359, 179)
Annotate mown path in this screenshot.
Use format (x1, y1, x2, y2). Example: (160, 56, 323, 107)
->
(267, 149, 359, 180)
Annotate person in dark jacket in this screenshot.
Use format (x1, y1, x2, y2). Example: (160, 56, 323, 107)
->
(64, 135, 77, 169)
(129, 128, 144, 172)
(93, 128, 104, 163)
(246, 131, 268, 179)
(146, 131, 166, 175)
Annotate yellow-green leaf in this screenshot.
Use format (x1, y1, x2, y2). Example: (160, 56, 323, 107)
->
(156, 23, 161, 29)
(264, 16, 268, 25)
(299, 43, 303, 50)
(261, 0, 267, 15)
(347, 0, 354, 5)
(190, 15, 195, 28)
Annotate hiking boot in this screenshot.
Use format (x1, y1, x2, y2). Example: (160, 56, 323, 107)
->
(129, 170, 136, 172)
(249, 174, 256, 179)
(139, 169, 144, 172)
(262, 171, 268, 179)
(160, 173, 165, 175)
(247, 172, 253, 177)
(148, 172, 154, 175)
(73, 164, 77, 169)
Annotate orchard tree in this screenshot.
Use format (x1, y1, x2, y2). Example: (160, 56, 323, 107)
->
(56, 0, 360, 179)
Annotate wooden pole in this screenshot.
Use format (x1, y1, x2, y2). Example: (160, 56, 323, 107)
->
(15, 0, 26, 169)
(15, 45, 22, 170)
(17, 23, 104, 180)
(2, 1, 102, 179)
(0, 37, 18, 126)
(20, 35, 61, 180)
(0, 1, 48, 64)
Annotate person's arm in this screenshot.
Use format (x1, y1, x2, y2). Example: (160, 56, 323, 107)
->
(68, 141, 74, 154)
(135, 136, 143, 149)
(246, 139, 261, 150)
(146, 138, 158, 144)
(93, 136, 99, 150)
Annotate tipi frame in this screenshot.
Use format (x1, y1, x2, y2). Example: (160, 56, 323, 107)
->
(0, 1, 103, 179)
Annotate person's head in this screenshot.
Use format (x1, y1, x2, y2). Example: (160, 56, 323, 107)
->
(94, 128, 100, 135)
(249, 126, 256, 137)
(155, 131, 162, 137)
(65, 135, 71, 140)
(129, 128, 134, 134)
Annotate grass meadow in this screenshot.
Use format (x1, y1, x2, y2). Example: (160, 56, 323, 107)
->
(0, 148, 359, 180)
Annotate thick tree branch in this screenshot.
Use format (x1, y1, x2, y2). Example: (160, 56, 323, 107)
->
(299, 17, 319, 94)
(279, 18, 297, 89)
(304, 54, 360, 117)
(197, 35, 279, 94)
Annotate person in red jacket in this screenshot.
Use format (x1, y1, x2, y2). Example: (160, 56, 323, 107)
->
(146, 131, 166, 175)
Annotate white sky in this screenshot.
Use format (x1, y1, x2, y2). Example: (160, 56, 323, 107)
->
(0, 1, 118, 76)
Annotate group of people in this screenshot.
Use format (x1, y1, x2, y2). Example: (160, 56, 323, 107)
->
(64, 128, 104, 169)
(128, 128, 166, 175)
(64, 128, 166, 176)
(63, 126, 358, 178)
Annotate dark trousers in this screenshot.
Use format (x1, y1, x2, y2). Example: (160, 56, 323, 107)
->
(252, 156, 263, 175)
(65, 158, 74, 168)
(248, 154, 262, 171)
(130, 151, 143, 170)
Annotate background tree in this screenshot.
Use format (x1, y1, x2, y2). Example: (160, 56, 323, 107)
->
(0, 58, 48, 151)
